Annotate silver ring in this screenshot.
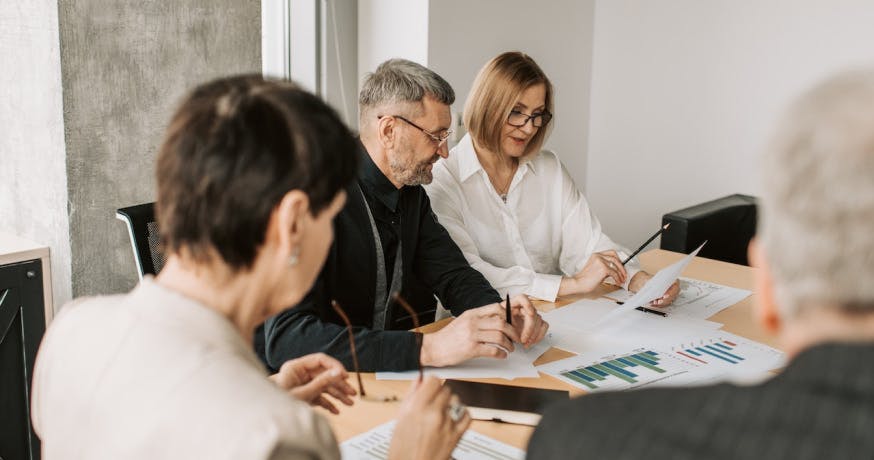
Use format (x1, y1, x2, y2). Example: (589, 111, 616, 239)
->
(608, 262, 615, 269)
(448, 402, 467, 423)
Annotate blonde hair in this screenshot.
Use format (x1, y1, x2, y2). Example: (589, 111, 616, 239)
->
(463, 52, 554, 156)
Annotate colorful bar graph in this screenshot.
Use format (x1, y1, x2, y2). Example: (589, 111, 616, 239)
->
(559, 350, 667, 390)
(677, 340, 748, 365)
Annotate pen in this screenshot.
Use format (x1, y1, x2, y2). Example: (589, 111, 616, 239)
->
(615, 300, 668, 317)
(622, 223, 670, 265)
(505, 293, 512, 325)
(635, 306, 667, 317)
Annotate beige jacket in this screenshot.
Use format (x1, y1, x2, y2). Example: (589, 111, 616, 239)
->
(32, 277, 339, 459)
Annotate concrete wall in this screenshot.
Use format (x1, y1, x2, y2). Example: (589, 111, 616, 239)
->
(427, 0, 595, 189)
(1, 0, 72, 309)
(58, 1, 261, 299)
(586, 0, 874, 248)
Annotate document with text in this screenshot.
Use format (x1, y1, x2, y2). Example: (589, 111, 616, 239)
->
(341, 421, 525, 460)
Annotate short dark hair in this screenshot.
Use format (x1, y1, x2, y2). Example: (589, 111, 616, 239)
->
(156, 74, 358, 270)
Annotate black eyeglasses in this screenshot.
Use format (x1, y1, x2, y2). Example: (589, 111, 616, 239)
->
(331, 294, 423, 402)
(380, 115, 453, 147)
(507, 109, 553, 128)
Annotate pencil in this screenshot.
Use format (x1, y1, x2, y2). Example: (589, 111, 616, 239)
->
(505, 293, 512, 325)
(621, 223, 670, 265)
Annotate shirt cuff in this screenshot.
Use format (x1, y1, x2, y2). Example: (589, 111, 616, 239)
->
(526, 273, 562, 302)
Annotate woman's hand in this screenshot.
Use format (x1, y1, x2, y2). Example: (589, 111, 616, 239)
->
(627, 272, 681, 307)
(389, 377, 470, 460)
(559, 250, 628, 296)
(269, 353, 356, 414)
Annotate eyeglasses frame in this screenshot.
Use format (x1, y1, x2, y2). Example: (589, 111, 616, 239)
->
(379, 114, 453, 147)
(330, 294, 424, 403)
(506, 109, 553, 128)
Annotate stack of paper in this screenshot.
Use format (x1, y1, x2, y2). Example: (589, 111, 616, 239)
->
(605, 277, 752, 320)
(376, 339, 552, 381)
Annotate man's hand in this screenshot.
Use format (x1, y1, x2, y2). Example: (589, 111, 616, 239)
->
(420, 303, 519, 367)
(389, 377, 470, 460)
(559, 250, 628, 296)
(627, 271, 681, 307)
(269, 353, 356, 414)
(506, 294, 549, 348)
(419, 296, 548, 367)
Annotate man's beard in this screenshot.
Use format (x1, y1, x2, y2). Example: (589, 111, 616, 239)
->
(390, 154, 439, 186)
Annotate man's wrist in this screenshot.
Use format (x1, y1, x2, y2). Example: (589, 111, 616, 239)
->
(420, 333, 435, 367)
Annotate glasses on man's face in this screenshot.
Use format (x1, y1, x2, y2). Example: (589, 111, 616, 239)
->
(507, 109, 553, 128)
(380, 115, 453, 147)
(331, 295, 423, 403)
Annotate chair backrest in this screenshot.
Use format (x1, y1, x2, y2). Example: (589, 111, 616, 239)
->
(660, 194, 757, 266)
(116, 202, 165, 278)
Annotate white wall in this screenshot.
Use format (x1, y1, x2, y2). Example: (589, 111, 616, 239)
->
(322, 0, 358, 128)
(427, 0, 596, 189)
(358, 0, 429, 78)
(0, 0, 72, 310)
(586, 0, 874, 248)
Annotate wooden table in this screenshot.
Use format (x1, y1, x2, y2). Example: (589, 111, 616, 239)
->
(321, 249, 775, 449)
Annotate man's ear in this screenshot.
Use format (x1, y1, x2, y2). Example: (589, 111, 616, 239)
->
(749, 238, 781, 334)
(376, 116, 397, 149)
(273, 190, 310, 255)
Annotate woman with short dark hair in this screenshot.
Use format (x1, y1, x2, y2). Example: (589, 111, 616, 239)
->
(32, 75, 469, 459)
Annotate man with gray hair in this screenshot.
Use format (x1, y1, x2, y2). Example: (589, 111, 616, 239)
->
(263, 59, 548, 372)
(527, 68, 874, 458)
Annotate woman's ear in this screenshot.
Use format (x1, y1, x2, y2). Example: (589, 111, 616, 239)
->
(274, 190, 310, 256)
(749, 238, 781, 334)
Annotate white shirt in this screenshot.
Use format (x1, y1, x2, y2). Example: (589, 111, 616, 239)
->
(32, 277, 339, 460)
(424, 134, 640, 301)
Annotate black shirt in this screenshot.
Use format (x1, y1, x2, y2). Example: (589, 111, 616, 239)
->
(262, 144, 501, 371)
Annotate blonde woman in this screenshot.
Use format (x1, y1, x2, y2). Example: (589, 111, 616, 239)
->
(425, 52, 678, 304)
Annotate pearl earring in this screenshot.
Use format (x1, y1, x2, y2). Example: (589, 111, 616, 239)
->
(288, 247, 301, 267)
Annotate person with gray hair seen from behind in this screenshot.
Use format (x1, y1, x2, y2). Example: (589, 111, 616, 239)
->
(262, 59, 548, 373)
(527, 68, 874, 459)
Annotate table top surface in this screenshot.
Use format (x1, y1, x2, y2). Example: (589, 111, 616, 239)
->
(321, 249, 772, 449)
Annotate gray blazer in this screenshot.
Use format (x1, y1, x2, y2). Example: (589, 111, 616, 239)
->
(528, 343, 874, 460)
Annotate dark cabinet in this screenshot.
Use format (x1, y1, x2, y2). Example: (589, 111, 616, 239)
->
(0, 259, 46, 460)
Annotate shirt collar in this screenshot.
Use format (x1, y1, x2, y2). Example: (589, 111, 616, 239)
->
(454, 133, 539, 182)
(358, 140, 401, 212)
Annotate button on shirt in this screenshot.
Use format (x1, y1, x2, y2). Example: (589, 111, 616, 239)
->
(424, 134, 641, 302)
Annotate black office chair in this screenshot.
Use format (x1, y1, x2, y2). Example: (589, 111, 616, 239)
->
(116, 202, 165, 278)
(660, 194, 757, 266)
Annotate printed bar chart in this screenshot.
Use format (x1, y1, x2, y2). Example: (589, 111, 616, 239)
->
(557, 350, 688, 391)
(539, 332, 786, 393)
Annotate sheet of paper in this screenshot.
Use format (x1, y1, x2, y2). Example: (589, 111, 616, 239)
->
(542, 297, 721, 355)
(375, 339, 551, 381)
(537, 330, 785, 393)
(596, 242, 706, 325)
(341, 421, 525, 460)
(606, 277, 752, 320)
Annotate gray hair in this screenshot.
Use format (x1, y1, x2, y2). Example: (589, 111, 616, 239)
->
(358, 58, 455, 124)
(761, 68, 874, 316)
